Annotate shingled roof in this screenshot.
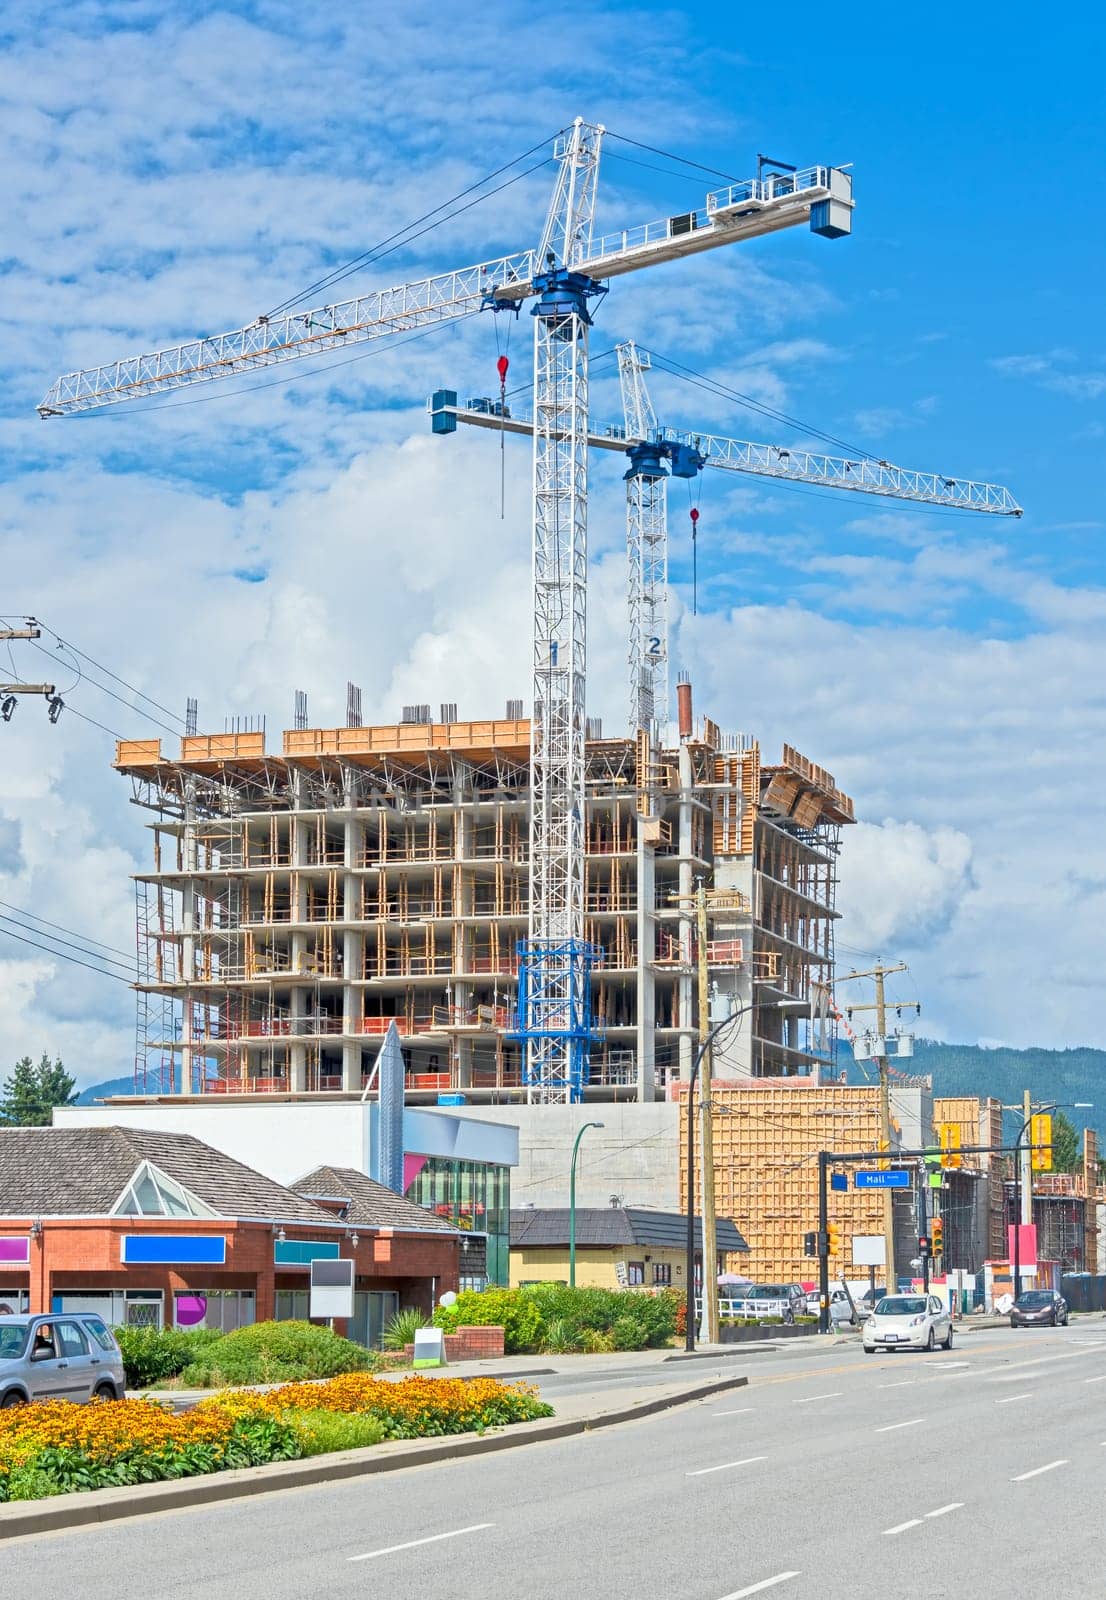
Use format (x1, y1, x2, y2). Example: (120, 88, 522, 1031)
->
(511, 1207, 749, 1253)
(292, 1165, 461, 1235)
(0, 1126, 335, 1226)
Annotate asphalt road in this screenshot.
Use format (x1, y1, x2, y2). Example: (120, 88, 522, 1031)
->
(7, 1324, 1106, 1600)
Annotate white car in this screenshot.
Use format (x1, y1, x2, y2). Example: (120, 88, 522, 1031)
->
(862, 1293, 953, 1353)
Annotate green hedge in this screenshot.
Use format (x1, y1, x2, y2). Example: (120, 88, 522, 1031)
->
(433, 1286, 681, 1355)
(113, 1325, 221, 1389)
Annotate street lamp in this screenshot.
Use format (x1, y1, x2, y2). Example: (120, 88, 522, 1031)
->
(569, 1121, 605, 1287)
(1009, 1101, 1093, 1298)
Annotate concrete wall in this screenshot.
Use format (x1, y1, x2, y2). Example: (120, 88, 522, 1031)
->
(460, 1103, 681, 1210)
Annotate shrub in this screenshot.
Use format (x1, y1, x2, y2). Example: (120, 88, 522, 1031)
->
(540, 1317, 582, 1354)
(179, 1321, 375, 1388)
(114, 1325, 221, 1389)
(523, 1284, 680, 1349)
(433, 1289, 544, 1354)
(290, 1409, 387, 1456)
(383, 1308, 425, 1352)
(610, 1315, 649, 1351)
(579, 1327, 615, 1354)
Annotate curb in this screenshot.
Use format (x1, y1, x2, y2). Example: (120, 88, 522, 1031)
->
(0, 1373, 749, 1543)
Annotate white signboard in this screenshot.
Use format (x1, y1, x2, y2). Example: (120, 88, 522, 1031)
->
(413, 1327, 447, 1368)
(309, 1256, 355, 1319)
(852, 1235, 887, 1267)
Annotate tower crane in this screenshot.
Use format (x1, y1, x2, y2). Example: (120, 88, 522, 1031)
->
(38, 118, 856, 1104)
(429, 347, 1022, 738)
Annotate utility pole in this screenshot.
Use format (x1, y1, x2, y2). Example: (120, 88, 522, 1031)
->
(696, 880, 719, 1345)
(837, 962, 914, 1291)
(0, 622, 41, 641)
(1020, 1087, 1033, 1227)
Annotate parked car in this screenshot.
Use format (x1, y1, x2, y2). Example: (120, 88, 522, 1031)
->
(862, 1293, 953, 1353)
(745, 1284, 806, 1324)
(1010, 1289, 1069, 1328)
(0, 1314, 126, 1407)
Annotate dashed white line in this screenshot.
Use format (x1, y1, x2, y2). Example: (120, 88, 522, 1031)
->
(883, 1504, 962, 1536)
(1084, 1375, 1106, 1384)
(879, 1380, 916, 1389)
(883, 1519, 922, 1536)
(348, 1523, 493, 1561)
(875, 1418, 926, 1433)
(996, 1393, 1034, 1404)
(687, 1456, 767, 1477)
(718, 1574, 800, 1600)
(792, 1392, 842, 1404)
(1012, 1460, 1068, 1482)
(713, 1408, 755, 1416)
(925, 1503, 963, 1519)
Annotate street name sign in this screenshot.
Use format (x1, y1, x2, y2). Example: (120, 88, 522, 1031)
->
(854, 1169, 910, 1189)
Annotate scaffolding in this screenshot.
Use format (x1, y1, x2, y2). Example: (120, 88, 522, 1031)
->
(114, 705, 851, 1101)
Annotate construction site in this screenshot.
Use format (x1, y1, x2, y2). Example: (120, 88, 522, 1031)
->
(115, 681, 852, 1104)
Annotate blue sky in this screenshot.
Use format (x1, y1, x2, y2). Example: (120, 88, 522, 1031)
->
(1, 1, 1104, 1082)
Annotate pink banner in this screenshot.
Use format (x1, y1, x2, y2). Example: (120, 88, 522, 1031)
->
(1007, 1223, 1038, 1271)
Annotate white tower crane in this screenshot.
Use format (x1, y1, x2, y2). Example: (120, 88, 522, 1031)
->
(430, 362, 1022, 739)
(39, 118, 856, 1103)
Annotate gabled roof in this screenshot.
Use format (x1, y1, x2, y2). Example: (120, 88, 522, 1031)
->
(0, 1126, 334, 1226)
(292, 1165, 461, 1235)
(510, 1207, 749, 1253)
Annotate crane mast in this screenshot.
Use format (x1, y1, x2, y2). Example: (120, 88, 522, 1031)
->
(618, 343, 670, 738)
(519, 121, 604, 1103)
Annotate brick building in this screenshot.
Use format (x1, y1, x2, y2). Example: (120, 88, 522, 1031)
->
(0, 1127, 459, 1346)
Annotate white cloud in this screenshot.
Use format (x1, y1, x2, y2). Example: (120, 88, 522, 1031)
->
(836, 819, 974, 951)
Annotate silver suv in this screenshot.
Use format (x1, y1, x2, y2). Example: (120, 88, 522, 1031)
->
(0, 1314, 126, 1407)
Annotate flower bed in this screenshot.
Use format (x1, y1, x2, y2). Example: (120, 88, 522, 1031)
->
(0, 1376, 553, 1503)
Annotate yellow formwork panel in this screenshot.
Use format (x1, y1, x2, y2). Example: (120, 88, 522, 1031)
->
(679, 1084, 888, 1283)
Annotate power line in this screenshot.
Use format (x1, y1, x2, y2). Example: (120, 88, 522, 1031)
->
(0, 923, 133, 985)
(0, 914, 134, 975)
(25, 618, 185, 725)
(0, 899, 133, 962)
(13, 634, 181, 738)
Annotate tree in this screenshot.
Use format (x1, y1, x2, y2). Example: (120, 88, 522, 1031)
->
(1048, 1110, 1080, 1175)
(0, 1053, 78, 1127)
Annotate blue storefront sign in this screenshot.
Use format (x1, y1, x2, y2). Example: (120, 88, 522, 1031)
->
(121, 1234, 227, 1265)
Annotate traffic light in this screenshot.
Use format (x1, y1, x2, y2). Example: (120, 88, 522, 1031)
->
(918, 1234, 931, 1258)
(931, 1219, 944, 1255)
(1030, 1112, 1053, 1172)
(827, 1222, 842, 1257)
(803, 1231, 817, 1258)
(938, 1122, 962, 1170)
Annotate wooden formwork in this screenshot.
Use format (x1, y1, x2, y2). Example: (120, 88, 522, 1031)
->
(679, 1084, 888, 1283)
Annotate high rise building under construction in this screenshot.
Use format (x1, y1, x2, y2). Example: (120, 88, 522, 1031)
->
(116, 680, 853, 1101)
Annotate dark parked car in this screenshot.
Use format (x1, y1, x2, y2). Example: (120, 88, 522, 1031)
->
(1010, 1290, 1069, 1328)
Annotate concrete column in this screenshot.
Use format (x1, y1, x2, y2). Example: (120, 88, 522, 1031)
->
(289, 775, 308, 1093)
(635, 815, 656, 1101)
(180, 777, 198, 1095)
(342, 811, 364, 1091)
(677, 743, 694, 1082)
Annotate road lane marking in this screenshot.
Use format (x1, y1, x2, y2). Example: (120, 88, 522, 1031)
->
(714, 1408, 755, 1416)
(875, 1418, 926, 1433)
(996, 1393, 1034, 1404)
(792, 1392, 842, 1404)
(988, 1352, 1091, 1378)
(719, 1574, 800, 1599)
(1084, 1375, 1106, 1384)
(938, 1361, 971, 1369)
(1012, 1460, 1068, 1482)
(348, 1524, 493, 1561)
(883, 1519, 922, 1536)
(687, 1456, 767, 1477)
(925, 1503, 963, 1519)
(879, 1380, 916, 1389)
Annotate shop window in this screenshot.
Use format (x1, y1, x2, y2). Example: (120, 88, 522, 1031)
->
(174, 1290, 256, 1333)
(652, 1263, 672, 1286)
(627, 1261, 645, 1286)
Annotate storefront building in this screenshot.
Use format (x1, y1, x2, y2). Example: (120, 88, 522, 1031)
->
(0, 1126, 459, 1344)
